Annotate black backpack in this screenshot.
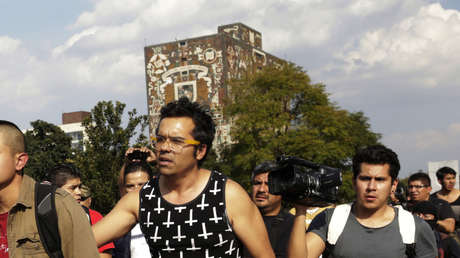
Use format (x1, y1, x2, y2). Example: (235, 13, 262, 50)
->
(34, 181, 64, 258)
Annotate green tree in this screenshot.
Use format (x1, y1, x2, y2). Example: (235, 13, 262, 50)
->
(23, 120, 73, 181)
(224, 63, 380, 201)
(75, 101, 148, 214)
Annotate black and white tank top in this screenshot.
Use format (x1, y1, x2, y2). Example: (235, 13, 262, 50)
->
(139, 171, 241, 258)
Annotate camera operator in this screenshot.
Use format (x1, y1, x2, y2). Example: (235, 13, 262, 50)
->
(243, 161, 294, 258)
(287, 145, 437, 258)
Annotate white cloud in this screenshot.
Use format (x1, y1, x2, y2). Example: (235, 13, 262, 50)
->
(384, 123, 460, 161)
(52, 27, 99, 57)
(0, 36, 21, 54)
(3, 0, 460, 173)
(336, 3, 460, 89)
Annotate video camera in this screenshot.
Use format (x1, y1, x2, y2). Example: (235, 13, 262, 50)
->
(268, 156, 342, 206)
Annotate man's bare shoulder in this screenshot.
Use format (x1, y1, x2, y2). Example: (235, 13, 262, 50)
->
(225, 178, 249, 199)
(225, 178, 254, 214)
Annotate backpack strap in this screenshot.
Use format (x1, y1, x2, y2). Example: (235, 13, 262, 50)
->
(81, 205, 92, 224)
(327, 203, 352, 245)
(397, 206, 416, 258)
(397, 206, 415, 244)
(35, 182, 64, 258)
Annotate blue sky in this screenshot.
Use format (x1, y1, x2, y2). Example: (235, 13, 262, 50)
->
(1, 0, 460, 177)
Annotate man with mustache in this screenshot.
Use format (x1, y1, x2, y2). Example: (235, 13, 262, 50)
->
(244, 161, 294, 258)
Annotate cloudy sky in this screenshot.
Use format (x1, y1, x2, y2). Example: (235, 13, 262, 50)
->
(1, 0, 460, 177)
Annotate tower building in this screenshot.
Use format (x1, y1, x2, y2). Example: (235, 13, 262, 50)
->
(144, 23, 284, 147)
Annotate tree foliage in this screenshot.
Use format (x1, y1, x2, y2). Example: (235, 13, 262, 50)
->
(75, 101, 149, 214)
(223, 63, 381, 201)
(24, 120, 73, 181)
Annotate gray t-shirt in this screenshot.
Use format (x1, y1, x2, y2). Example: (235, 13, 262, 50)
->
(308, 207, 437, 258)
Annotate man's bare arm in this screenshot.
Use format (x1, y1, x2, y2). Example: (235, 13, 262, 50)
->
(287, 206, 326, 258)
(225, 179, 275, 258)
(92, 190, 139, 246)
(287, 206, 307, 258)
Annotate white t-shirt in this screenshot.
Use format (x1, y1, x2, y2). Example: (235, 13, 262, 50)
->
(130, 223, 151, 258)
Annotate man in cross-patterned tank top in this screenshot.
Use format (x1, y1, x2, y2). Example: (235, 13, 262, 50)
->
(94, 97, 275, 258)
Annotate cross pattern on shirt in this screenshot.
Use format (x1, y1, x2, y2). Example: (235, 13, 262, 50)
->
(151, 226, 162, 243)
(214, 233, 228, 247)
(186, 238, 201, 251)
(174, 206, 186, 213)
(197, 194, 210, 210)
(225, 221, 233, 232)
(205, 248, 215, 258)
(145, 186, 156, 200)
(162, 240, 175, 253)
(209, 207, 223, 224)
(144, 211, 154, 228)
(154, 198, 165, 214)
(210, 180, 221, 195)
(143, 181, 151, 189)
(225, 240, 236, 255)
(173, 225, 186, 242)
(162, 211, 174, 228)
(198, 222, 213, 239)
(185, 209, 198, 226)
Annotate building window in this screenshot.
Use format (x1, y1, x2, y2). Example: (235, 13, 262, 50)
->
(179, 41, 187, 47)
(175, 81, 197, 101)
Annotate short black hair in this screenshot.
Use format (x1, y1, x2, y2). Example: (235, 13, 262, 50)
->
(124, 160, 153, 179)
(251, 161, 278, 182)
(0, 120, 26, 153)
(47, 163, 81, 187)
(352, 145, 400, 181)
(156, 97, 216, 166)
(436, 166, 456, 180)
(408, 172, 431, 186)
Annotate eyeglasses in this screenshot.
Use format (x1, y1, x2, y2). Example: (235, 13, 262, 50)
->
(408, 185, 428, 189)
(151, 135, 200, 153)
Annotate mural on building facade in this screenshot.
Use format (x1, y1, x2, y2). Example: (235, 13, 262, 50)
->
(145, 23, 283, 147)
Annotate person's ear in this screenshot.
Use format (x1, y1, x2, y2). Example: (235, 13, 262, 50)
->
(15, 152, 28, 171)
(196, 144, 207, 161)
(391, 178, 398, 193)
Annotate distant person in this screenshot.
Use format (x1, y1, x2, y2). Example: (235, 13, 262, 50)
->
(48, 163, 115, 258)
(113, 147, 155, 258)
(408, 172, 456, 234)
(0, 120, 99, 257)
(288, 145, 437, 258)
(93, 97, 274, 257)
(244, 161, 294, 258)
(431, 167, 460, 236)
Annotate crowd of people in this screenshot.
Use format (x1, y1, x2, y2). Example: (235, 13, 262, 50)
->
(1, 97, 460, 257)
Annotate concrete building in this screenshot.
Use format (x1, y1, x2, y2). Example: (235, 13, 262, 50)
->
(144, 22, 284, 147)
(58, 111, 90, 151)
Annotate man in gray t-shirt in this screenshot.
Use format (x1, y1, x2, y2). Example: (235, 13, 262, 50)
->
(307, 206, 436, 257)
(287, 145, 437, 258)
